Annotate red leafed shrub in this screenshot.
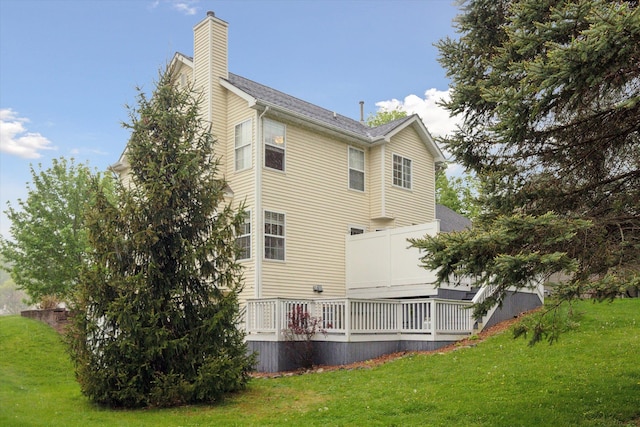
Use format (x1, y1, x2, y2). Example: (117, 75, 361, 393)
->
(282, 305, 329, 369)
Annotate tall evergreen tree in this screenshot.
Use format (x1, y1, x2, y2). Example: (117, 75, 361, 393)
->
(68, 70, 254, 407)
(413, 0, 640, 342)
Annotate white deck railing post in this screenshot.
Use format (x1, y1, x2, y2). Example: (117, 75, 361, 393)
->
(396, 301, 403, 335)
(311, 299, 320, 337)
(469, 308, 474, 333)
(345, 299, 351, 341)
(430, 300, 437, 336)
(275, 298, 282, 341)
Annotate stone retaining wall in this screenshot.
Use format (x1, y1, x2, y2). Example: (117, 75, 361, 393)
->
(21, 308, 70, 334)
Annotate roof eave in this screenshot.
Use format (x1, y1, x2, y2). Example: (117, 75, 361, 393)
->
(169, 52, 193, 71)
(109, 162, 127, 173)
(383, 116, 446, 164)
(219, 78, 258, 107)
(221, 77, 372, 144)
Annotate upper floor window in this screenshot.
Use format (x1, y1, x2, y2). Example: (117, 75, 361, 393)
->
(235, 119, 252, 171)
(264, 119, 285, 171)
(393, 154, 412, 190)
(264, 210, 285, 261)
(236, 210, 251, 260)
(348, 147, 365, 191)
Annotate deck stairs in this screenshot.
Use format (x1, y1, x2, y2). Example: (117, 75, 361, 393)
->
(469, 284, 505, 332)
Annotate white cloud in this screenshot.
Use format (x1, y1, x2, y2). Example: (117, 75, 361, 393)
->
(375, 88, 461, 139)
(375, 89, 467, 178)
(68, 147, 109, 157)
(0, 109, 56, 159)
(170, 0, 198, 15)
(149, 0, 198, 15)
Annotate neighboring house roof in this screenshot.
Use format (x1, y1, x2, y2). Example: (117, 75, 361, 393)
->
(436, 204, 472, 232)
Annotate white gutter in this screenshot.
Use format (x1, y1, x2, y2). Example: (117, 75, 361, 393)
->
(255, 100, 372, 144)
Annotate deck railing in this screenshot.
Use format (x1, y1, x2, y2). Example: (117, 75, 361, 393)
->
(245, 297, 473, 341)
(470, 280, 545, 331)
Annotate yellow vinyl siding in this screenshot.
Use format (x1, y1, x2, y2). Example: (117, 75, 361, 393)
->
(223, 93, 257, 300)
(112, 157, 131, 188)
(235, 209, 255, 301)
(368, 144, 383, 219)
(173, 62, 193, 88)
(209, 20, 228, 166)
(384, 126, 436, 226)
(261, 122, 370, 299)
(193, 15, 228, 170)
(225, 93, 255, 183)
(193, 20, 210, 111)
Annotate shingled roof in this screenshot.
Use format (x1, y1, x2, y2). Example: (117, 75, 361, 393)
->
(225, 73, 415, 141)
(172, 52, 444, 160)
(436, 204, 472, 232)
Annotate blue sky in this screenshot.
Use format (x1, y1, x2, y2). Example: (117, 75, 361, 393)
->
(0, 0, 461, 238)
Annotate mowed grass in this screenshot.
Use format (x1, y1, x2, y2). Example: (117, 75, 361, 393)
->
(1, 299, 639, 426)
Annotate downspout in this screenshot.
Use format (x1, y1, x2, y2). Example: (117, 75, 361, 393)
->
(254, 106, 269, 298)
(380, 144, 386, 219)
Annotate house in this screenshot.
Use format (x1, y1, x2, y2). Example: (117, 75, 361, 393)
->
(112, 11, 543, 372)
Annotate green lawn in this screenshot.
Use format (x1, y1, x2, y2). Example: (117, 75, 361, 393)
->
(1, 299, 639, 426)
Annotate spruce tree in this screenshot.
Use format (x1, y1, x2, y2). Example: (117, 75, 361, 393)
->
(68, 70, 254, 407)
(413, 0, 639, 343)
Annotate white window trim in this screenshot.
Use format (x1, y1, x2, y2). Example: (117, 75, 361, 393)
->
(392, 153, 413, 190)
(264, 209, 286, 262)
(234, 119, 252, 172)
(348, 146, 365, 192)
(263, 119, 286, 172)
(237, 209, 251, 261)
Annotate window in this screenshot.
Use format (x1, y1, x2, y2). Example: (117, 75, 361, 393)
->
(393, 154, 412, 189)
(236, 211, 251, 260)
(348, 147, 365, 191)
(264, 210, 285, 260)
(264, 119, 285, 171)
(235, 120, 252, 171)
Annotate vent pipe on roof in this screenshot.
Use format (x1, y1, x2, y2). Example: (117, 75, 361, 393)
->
(359, 101, 365, 124)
